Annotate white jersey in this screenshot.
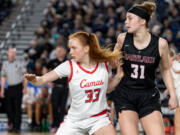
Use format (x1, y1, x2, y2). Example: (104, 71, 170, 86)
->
(171, 60, 180, 104)
(171, 60, 180, 92)
(54, 59, 110, 122)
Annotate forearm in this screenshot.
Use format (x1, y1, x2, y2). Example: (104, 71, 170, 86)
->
(107, 75, 122, 93)
(161, 69, 176, 96)
(26, 71, 59, 86)
(23, 78, 28, 89)
(1, 77, 6, 92)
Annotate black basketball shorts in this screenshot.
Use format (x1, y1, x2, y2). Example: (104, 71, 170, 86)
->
(114, 87, 161, 118)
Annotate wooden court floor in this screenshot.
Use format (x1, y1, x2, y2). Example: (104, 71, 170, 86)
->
(0, 133, 63, 135)
(0, 131, 173, 135)
(0, 132, 52, 135)
(0, 133, 116, 135)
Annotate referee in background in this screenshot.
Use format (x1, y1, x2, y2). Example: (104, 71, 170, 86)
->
(0, 46, 27, 133)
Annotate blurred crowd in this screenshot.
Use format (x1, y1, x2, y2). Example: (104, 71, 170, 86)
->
(24, 0, 180, 71)
(0, 0, 18, 25)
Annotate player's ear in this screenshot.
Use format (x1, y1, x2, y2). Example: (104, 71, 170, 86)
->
(140, 18, 146, 26)
(84, 45, 90, 53)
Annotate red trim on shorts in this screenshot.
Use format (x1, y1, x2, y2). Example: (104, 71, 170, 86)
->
(68, 60, 73, 82)
(91, 109, 108, 117)
(106, 112, 113, 125)
(76, 62, 99, 74)
(105, 62, 109, 73)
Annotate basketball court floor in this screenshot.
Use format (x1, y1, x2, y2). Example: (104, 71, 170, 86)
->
(0, 133, 51, 135)
(0, 132, 173, 135)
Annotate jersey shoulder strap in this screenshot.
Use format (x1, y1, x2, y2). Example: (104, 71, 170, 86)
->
(68, 60, 73, 82)
(122, 33, 133, 47)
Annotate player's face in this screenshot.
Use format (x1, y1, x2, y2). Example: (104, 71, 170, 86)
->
(125, 13, 142, 33)
(68, 38, 89, 62)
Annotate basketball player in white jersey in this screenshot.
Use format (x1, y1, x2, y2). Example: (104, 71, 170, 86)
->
(24, 31, 123, 135)
(163, 50, 180, 135)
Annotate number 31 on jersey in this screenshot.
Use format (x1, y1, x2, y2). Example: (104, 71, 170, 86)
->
(131, 64, 145, 79)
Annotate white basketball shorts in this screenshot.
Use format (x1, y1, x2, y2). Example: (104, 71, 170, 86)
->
(55, 114, 111, 135)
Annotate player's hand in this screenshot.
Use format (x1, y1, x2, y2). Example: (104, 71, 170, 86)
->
(24, 74, 37, 82)
(115, 60, 124, 78)
(168, 94, 179, 110)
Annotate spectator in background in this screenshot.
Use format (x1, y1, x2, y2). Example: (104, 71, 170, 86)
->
(32, 0, 179, 61)
(151, 24, 161, 36)
(43, 45, 68, 133)
(25, 39, 38, 63)
(34, 59, 43, 76)
(0, 46, 27, 133)
(35, 86, 52, 132)
(22, 85, 36, 128)
(174, 30, 180, 52)
(0, 0, 13, 25)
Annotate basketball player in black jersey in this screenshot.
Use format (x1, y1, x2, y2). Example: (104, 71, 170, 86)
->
(112, 1, 179, 135)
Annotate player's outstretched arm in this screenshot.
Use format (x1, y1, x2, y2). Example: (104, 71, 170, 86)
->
(24, 70, 59, 86)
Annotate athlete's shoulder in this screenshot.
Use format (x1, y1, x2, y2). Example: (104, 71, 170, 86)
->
(158, 37, 169, 57)
(159, 37, 168, 50)
(115, 33, 127, 50)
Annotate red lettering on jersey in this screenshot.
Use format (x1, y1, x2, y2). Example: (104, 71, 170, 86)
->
(80, 79, 104, 88)
(85, 88, 101, 103)
(85, 90, 93, 103)
(125, 53, 155, 64)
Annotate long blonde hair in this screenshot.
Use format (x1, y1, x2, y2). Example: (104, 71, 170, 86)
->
(69, 31, 122, 62)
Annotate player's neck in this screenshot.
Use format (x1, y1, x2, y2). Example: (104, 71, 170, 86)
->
(8, 57, 15, 62)
(134, 28, 149, 43)
(80, 57, 96, 69)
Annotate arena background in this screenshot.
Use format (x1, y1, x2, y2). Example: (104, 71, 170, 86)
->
(0, 0, 179, 134)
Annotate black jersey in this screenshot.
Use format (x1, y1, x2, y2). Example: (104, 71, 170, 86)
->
(46, 58, 68, 85)
(119, 33, 160, 90)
